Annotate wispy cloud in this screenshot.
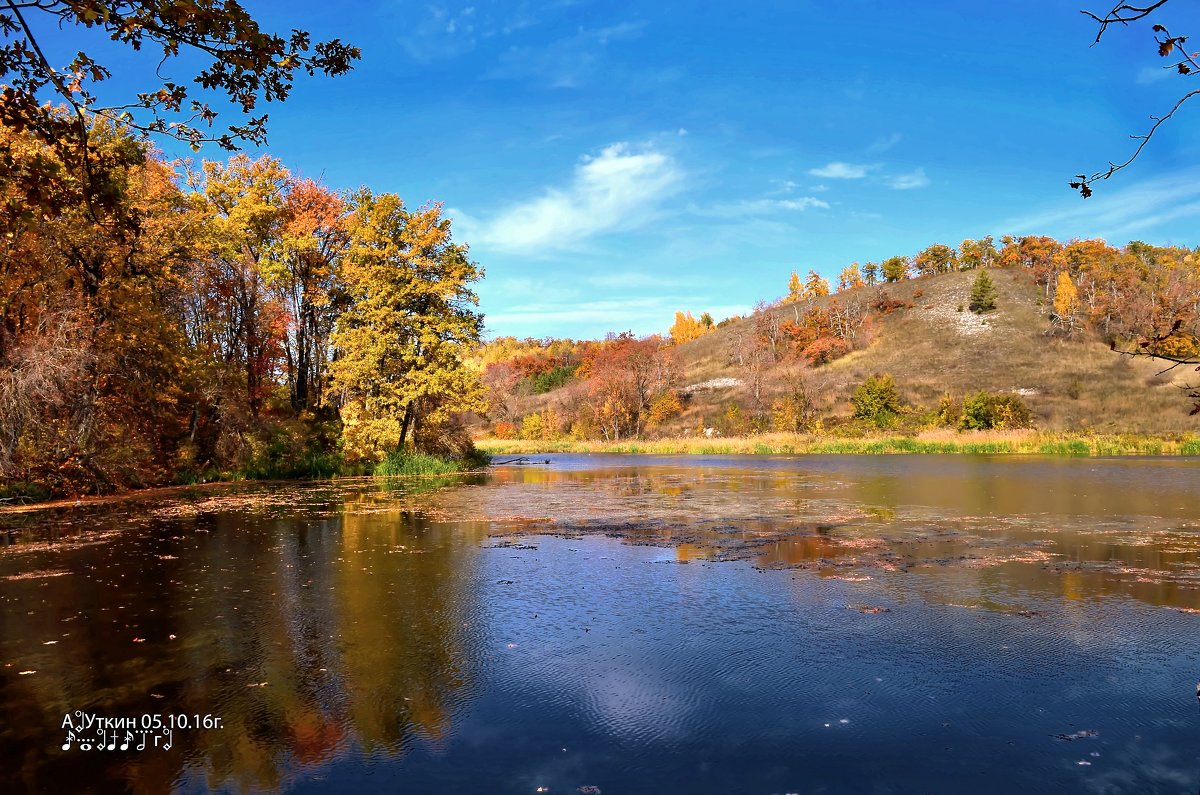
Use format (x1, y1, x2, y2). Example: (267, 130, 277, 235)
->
(1003, 169, 1200, 239)
(808, 161, 878, 179)
(486, 21, 647, 87)
(689, 196, 829, 218)
(1136, 65, 1175, 84)
(397, 5, 480, 63)
(462, 142, 684, 253)
(867, 132, 903, 154)
(888, 168, 929, 190)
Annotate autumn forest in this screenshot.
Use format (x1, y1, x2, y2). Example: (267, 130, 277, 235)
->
(5, 108, 1198, 499)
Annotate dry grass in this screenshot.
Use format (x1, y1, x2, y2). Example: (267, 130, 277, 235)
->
(478, 430, 1200, 457)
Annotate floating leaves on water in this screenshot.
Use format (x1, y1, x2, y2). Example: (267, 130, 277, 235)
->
(1054, 729, 1099, 741)
(852, 605, 890, 614)
(2, 569, 71, 580)
(577, 788, 601, 795)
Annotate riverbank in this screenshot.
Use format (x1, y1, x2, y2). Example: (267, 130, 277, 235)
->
(0, 450, 489, 507)
(476, 430, 1200, 456)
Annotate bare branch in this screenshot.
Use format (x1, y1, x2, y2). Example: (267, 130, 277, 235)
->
(1083, 0, 1172, 44)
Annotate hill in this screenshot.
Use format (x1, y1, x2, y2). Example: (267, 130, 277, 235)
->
(482, 267, 1198, 440)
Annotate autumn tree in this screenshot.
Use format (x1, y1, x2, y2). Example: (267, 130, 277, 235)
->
(1051, 271, 1081, 335)
(786, 270, 804, 302)
(913, 243, 958, 276)
(0, 1, 359, 162)
(669, 310, 708, 344)
(264, 179, 348, 412)
(330, 192, 485, 461)
(581, 333, 678, 440)
(804, 270, 831, 298)
(958, 236, 997, 270)
(837, 262, 865, 291)
(881, 255, 910, 283)
(0, 122, 191, 489)
(190, 154, 290, 419)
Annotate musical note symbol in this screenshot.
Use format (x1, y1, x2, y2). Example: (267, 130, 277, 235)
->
(162, 729, 173, 752)
(79, 739, 91, 751)
(62, 731, 75, 751)
(136, 732, 146, 751)
(120, 731, 132, 751)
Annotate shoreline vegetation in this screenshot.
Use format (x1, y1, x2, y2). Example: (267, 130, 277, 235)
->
(476, 430, 1200, 457)
(0, 451, 489, 508)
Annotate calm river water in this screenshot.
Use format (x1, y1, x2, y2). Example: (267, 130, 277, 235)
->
(1, 454, 1199, 794)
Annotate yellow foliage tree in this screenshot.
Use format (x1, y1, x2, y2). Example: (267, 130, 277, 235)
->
(669, 311, 707, 344)
(1053, 271, 1080, 335)
(786, 271, 804, 302)
(330, 192, 485, 461)
(804, 270, 831, 298)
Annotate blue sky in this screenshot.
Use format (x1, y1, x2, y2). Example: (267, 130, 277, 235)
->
(47, 0, 1200, 339)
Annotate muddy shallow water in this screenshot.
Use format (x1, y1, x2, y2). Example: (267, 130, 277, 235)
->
(1, 454, 1199, 793)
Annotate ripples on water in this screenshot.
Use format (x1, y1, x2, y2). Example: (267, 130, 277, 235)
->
(0, 455, 1198, 793)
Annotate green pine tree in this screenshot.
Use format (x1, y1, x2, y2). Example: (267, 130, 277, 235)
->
(968, 268, 998, 313)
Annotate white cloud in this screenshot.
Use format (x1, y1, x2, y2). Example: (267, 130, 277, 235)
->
(775, 197, 830, 210)
(809, 184, 828, 192)
(888, 168, 930, 190)
(690, 196, 829, 218)
(1004, 169, 1200, 240)
(466, 142, 684, 253)
(807, 161, 878, 179)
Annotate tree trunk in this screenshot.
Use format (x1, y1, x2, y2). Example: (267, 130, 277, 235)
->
(397, 402, 415, 452)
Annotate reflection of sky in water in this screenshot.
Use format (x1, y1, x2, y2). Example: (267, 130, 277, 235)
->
(0, 455, 1198, 793)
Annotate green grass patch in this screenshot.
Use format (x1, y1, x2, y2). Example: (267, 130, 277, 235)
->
(374, 451, 484, 477)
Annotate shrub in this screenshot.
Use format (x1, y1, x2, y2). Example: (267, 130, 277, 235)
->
(959, 392, 1034, 430)
(935, 392, 962, 427)
(772, 390, 816, 433)
(802, 335, 851, 366)
(721, 402, 746, 435)
(520, 412, 544, 439)
(647, 391, 683, 425)
(852, 374, 902, 427)
(492, 420, 517, 439)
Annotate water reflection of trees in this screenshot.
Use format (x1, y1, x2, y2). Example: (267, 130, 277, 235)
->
(0, 498, 486, 793)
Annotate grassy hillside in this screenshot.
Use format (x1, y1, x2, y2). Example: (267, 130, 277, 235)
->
(497, 268, 1197, 438)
